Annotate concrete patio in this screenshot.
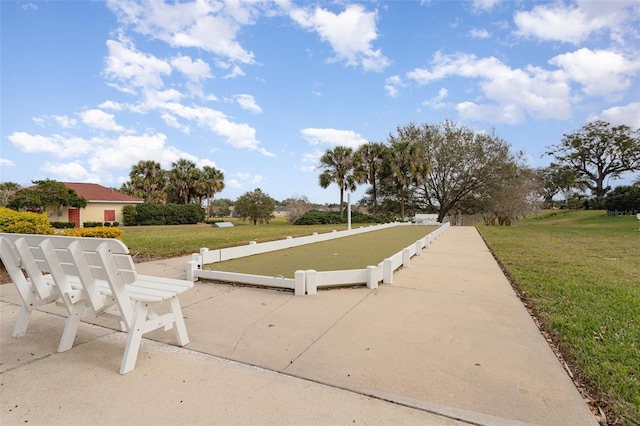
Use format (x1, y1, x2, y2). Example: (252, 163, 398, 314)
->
(0, 226, 598, 425)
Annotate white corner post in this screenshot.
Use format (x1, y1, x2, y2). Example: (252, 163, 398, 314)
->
(402, 248, 411, 268)
(306, 270, 317, 295)
(383, 258, 393, 284)
(294, 270, 306, 296)
(366, 266, 378, 289)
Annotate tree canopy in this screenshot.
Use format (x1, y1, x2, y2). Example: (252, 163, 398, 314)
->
(545, 120, 640, 201)
(234, 188, 276, 225)
(414, 121, 525, 223)
(121, 159, 225, 208)
(318, 146, 358, 216)
(7, 179, 87, 214)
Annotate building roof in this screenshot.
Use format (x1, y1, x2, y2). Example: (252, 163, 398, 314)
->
(63, 183, 143, 203)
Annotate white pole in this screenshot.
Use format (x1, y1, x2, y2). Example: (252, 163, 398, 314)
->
(347, 193, 352, 231)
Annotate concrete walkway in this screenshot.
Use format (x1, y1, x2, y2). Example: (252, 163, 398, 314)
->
(0, 226, 598, 425)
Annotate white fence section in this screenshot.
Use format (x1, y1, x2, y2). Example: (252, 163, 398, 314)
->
(187, 222, 450, 296)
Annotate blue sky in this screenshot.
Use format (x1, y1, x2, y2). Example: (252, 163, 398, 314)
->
(2, 0, 639, 204)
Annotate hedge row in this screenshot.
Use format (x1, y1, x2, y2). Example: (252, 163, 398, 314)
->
(63, 226, 123, 239)
(294, 210, 382, 225)
(123, 203, 205, 226)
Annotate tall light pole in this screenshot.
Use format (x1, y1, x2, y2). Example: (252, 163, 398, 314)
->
(347, 193, 352, 231)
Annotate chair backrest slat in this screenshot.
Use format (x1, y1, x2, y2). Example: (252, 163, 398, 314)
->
(0, 237, 40, 305)
(38, 238, 79, 312)
(94, 242, 135, 328)
(13, 237, 56, 299)
(66, 240, 106, 312)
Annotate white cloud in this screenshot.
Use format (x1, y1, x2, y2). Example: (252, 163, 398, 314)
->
(223, 64, 246, 79)
(384, 75, 404, 98)
(98, 100, 123, 111)
(549, 48, 640, 98)
(0, 157, 15, 167)
(235, 94, 262, 114)
(171, 54, 212, 82)
(106, 0, 257, 64)
(422, 88, 448, 109)
(227, 172, 264, 189)
(7, 132, 93, 158)
(299, 150, 323, 172)
(86, 132, 197, 176)
(53, 115, 77, 128)
(80, 109, 125, 132)
(227, 179, 241, 188)
(469, 28, 490, 39)
(104, 35, 172, 93)
(32, 117, 46, 127)
(161, 113, 191, 134)
(472, 0, 500, 13)
(457, 102, 524, 124)
(597, 102, 640, 129)
(41, 161, 99, 182)
(300, 128, 368, 149)
(290, 4, 390, 71)
(407, 52, 572, 123)
(158, 102, 273, 156)
(514, 1, 640, 44)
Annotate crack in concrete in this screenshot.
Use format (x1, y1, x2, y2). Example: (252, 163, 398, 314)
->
(282, 289, 374, 372)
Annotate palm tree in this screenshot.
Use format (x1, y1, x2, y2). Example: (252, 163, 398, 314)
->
(129, 160, 167, 203)
(355, 142, 387, 215)
(633, 175, 640, 187)
(383, 139, 429, 220)
(200, 166, 225, 219)
(170, 159, 198, 204)
(318, 146, 358, 216)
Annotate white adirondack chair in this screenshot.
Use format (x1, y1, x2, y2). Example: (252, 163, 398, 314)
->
(1, 233, 193, 374)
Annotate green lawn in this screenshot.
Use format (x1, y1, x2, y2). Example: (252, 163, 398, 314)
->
(478, 210, 639, 425)
(120, 218, 366, 259)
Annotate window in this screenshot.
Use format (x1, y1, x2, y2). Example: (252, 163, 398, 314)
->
(104, 209, 116, 222)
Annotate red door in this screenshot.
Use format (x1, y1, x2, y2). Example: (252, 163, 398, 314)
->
(68, 209, 80, 228)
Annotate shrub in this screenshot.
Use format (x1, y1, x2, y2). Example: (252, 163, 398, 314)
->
(122, 205, 137, 226)
(83, 221, 104, 228)
(294, 210, 343, 225)
(63, 226, 123, 239)
(605, 186, 640, 215)
(349, 211, 383, 224)
(0, 207, 54, 235)
(136, 203, 165, 226)
(51, 221, 76, 229)
(133, 203, 205, 226)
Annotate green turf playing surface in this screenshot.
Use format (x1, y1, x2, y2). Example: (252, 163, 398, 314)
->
(204, 225, 436, 278)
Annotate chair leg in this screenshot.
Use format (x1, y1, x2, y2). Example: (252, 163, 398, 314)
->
(169, 297, 189, 346)
(120, 302, 149, 375)
(12, 305, 32, 337)
(58, 303, 85, 352)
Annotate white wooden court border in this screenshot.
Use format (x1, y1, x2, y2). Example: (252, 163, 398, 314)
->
(187, 222, 450, 295)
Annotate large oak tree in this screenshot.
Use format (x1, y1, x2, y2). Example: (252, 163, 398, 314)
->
(545, 120, 640, 201)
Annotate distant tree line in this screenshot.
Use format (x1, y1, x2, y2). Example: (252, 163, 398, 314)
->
(119, 159, 225, 219)
(316, 119, 640, 225)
